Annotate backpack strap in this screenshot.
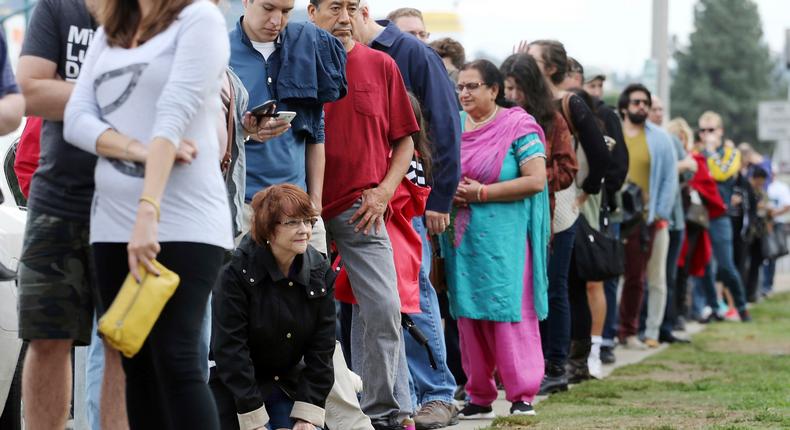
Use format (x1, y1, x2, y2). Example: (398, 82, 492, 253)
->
(560, 93, 578, 136)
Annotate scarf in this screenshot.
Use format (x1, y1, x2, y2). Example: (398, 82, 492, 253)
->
(453, 107, 545, 247)
(708, 146, 741, 182)
(453, 107, 551, 320)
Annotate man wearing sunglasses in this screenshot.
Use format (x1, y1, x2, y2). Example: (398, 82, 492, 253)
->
(615, 84, 678, 350)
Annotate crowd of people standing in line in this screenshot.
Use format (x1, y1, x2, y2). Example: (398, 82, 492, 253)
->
(3, 0, 789, 429)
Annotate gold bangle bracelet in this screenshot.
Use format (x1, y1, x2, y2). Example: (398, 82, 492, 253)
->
(138, 196, 160, 221)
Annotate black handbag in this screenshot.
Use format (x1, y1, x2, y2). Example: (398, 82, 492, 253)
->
(761, 223, 789, 260)
(573, 189, 625, 281)
(620, 182, 645, 238)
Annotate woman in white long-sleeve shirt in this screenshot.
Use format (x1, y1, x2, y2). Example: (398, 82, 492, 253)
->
(63, 1, 232, 428)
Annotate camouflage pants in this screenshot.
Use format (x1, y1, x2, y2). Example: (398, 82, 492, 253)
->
(18, 209, 94, 346)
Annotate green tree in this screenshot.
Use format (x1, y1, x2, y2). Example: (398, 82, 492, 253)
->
(671, 0, 775, 150)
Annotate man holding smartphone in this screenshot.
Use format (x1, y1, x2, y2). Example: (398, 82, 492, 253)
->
(230, 0, 347, 253)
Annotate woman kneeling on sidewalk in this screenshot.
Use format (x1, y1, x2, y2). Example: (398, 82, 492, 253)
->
(211, 185, 336, 430)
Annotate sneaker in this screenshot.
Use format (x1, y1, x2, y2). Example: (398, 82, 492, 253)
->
(697, 306, 713, 323)
(724, 307, 740, 321)
(538, 362, 568, 395)
(621, 335, 649, 350)
(453, 385, 467, 402)
(659, 333, 691, 344)
(371, 419, 404, 430)
(414, 400, 458, 429)
(600, 346, 616, 364)
(509, 401, 535, 416)
(738, 309, 752, 322)
(587, 354, 603, 379)
(458, 403, 495, 420)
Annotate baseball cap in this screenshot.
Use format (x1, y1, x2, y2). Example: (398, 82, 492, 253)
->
(584, 66, 606, 83)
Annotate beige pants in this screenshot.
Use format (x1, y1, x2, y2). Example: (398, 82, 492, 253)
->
(644, 226, 670, 340)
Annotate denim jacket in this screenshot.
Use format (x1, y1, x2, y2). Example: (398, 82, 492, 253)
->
(229, 19, 347, 143)
(645, 122, 679, 223)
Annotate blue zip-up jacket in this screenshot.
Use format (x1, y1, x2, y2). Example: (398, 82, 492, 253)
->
(371, 20, 461, 213)
(645, 122, 679, 223)
(229, 19, 346, 143)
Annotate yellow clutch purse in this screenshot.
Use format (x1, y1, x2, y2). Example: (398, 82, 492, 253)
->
(98, 260, 180, 358)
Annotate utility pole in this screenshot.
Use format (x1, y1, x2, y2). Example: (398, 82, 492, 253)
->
(651, 0, 670, 122)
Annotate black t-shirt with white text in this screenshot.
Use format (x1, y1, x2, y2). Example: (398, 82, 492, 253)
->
(21, 0, 97, 221)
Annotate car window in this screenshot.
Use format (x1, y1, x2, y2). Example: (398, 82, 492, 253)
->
(3, 140, 27, 208)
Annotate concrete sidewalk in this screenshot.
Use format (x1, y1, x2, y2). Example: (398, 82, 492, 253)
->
(449, 274, 790, 430)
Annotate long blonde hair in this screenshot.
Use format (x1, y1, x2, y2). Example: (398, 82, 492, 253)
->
(100, 0, 194, 48)
(667, 117, 694, 151)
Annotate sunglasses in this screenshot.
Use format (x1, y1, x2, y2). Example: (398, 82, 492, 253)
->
(699, 128, 718, 134)
(629, 99, 650, 107)
(456, 82, 487, 93)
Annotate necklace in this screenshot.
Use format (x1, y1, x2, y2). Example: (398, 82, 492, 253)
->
(468, 106, 499, 128)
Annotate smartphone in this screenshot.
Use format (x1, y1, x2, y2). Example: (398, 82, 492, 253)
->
(249, 99, 277, 119)
(275, 111, 297, 124)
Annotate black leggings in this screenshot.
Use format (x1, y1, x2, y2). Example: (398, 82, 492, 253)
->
(93, 242, 224, 430)
(568, 253, 592, 342)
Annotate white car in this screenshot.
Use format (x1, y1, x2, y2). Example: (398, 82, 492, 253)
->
(0, 134, 26, 429)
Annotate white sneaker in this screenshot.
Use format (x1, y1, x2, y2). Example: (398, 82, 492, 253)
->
(587, 355, 603, 379)
(621, 335, 649, 351)
(699, 305, 713, 322)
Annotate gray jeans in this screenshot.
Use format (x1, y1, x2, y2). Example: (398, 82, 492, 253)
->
(326, 201, 403, 421)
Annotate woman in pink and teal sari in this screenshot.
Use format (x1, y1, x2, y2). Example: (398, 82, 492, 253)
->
(443, 60, 550, 419)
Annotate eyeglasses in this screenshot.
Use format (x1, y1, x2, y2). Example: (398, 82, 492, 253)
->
(278, 218, 318, 229)
(407, 30, 430, 40)
(699, 128, 718, 134)
(629, 99, 650, 107)
(456, 82, 487, 93)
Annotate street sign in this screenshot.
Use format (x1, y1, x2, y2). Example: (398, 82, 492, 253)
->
(758, 101, 790, 141)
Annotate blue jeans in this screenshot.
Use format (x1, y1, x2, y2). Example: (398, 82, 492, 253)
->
(86, 320, 104, 430)
(762, 259, 776, 295)
(540, 220, 577, 366)
(602, 223, 621, 347)
(405, 217, 456, 407)
(695, 216, 747, 312)
(265, 386, 297, 429)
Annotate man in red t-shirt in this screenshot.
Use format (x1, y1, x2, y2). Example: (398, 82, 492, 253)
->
(309, 1, 418, 428)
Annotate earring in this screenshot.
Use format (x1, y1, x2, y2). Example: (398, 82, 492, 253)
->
(266, 240, 270, 244)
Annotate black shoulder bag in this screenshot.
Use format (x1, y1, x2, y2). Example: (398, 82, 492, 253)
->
(573, 187, 626, 281)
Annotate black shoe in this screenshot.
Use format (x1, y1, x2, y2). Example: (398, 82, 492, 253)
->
(0, 261, 16, 282)
(453, 385, 467, 402)
(566, 363, 591, 384)
(565, 339, 592, 384)
(371, 419, 403, 430)
(458, 403, 495, 420)
(538, 362, 568, 395)
(738, 309, 752, 322)
(509, 401, 535, 416)
(673, 316, 687, 332)
(600, 346, 616, 364)
(658, 333, 690, 344)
